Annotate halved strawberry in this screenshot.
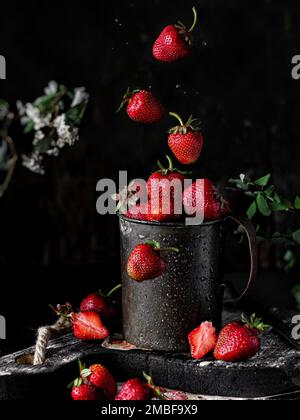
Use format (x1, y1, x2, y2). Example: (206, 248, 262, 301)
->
(72, 312, 110, 341)
(188, 321, 218, 360)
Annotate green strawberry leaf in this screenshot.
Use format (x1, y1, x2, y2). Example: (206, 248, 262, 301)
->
(257, 194, 272, 217)
(80, 369, 91, 379)
(254, 174, 271, 187)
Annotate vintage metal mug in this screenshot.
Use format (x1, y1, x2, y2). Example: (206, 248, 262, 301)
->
(119, 215, 257, 352)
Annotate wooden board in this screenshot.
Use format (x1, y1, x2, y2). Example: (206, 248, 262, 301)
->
(0, 309, 299, 400)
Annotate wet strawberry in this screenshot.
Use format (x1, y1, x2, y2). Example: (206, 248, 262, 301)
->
(168, 113, 204, 165)
(118, 89, 165, 124)
(153, 7, 198, 62)
(188, 322, 218, 360)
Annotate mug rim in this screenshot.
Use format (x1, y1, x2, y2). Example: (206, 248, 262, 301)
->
(118, 214, 225, 228)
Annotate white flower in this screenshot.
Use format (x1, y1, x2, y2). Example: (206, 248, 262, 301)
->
(22, 152, 45, 175)
(32, 130, 45, 146)
(44, 81, 58, 96)
(18, 102, 52, 131)
(71, 87, 89, 107)
(53, 114, 79, 148)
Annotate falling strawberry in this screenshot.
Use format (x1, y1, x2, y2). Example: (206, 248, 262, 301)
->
(153, 7, 198, 62)
(72, 312, 110, 341)
(127, 241, 179, 282)
(183, 178, 230, 221)
(71, 383, 103, 401)
(188, 322, 218, 360)
(80, 285, 121, 322)
(168, 113, 204, 165)
(117, 89, 166, 124)
(214, 314, 269, 362)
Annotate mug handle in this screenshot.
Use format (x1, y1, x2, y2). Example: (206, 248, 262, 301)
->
(222, 214, 258, 302)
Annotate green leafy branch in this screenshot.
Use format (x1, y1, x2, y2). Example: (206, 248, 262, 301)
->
(228, 173, 300, 272)
(229, 174, 300, 220)
(0, 82, 89, 195)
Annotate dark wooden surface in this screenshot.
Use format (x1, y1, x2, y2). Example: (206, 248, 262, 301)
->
(0, 308, 299, 400)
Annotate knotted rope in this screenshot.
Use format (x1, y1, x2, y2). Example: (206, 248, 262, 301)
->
(33, 314, 72, 366)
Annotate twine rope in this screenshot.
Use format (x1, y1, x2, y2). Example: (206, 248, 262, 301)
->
(33, 316, 72, 366)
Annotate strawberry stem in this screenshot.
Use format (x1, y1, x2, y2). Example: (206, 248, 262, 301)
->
(189, 7, 198, 33)
(116, 88, 141, 113)
(146, 240, 161, 251)
(143, 372, 167, 401)
(106, 284, 122, 299)
(160, 247, 180, 254)
(169, 112, 184, 127)
(241, 313, 270, 333)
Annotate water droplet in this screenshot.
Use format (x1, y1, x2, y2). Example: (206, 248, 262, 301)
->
(202, 41, 208, 47)
(200, 277, 206, 283)
(176, 84, 181, 89)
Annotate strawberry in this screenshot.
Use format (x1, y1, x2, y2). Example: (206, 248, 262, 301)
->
(125, 203, 149, 221)
(188, 322, 218, 360)
(117, 89, 165, 124)
(116, 379, 152, 401)
(168, 113, 204, 165)
(147, 199, 182, 223)
(80, 285, 121, 321)
(127, 241, 179, 282)
(147, 155, 188, 201)
(153, 7, 198, 62)
(72, 312, 110, 341)
(78, 363, 117, 401)
(214, 314, 269, 362)
(70, 361, 117, 401)
(71, 383, 103, 401)
(183, 179, 230, 221)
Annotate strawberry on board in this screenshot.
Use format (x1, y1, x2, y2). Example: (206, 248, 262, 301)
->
(70, 361, 117, 401)
(214, 314, 269, 362)
(183, 178, 230, 221)
(168, 113, 204, 165)
(117, 88, 166, 124)
(153, 7, 198, 62)
(72, 312, 110, 341)
(127, 240, 179, 282)
(188, 321, 218, 360)
(71, 383, 103, 401)
(116, 373, 165, 401)
(115, 379, 152, 401)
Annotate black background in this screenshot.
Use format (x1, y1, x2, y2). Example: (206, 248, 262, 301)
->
(0, 0, 300, 354)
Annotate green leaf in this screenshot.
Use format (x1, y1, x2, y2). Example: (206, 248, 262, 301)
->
(81, 369, 91, 379)
(257, 194, 272, 217)
(24, 120, 34, 134)
(66, 100, 89, 126)
(254, 174, 271, 187)
(295, 196, 300, 210)
(247, 201, 257, 220)
(283, 249, 297, 272)
(34, 137, 52, 153)
(292, 229, 300, 245)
